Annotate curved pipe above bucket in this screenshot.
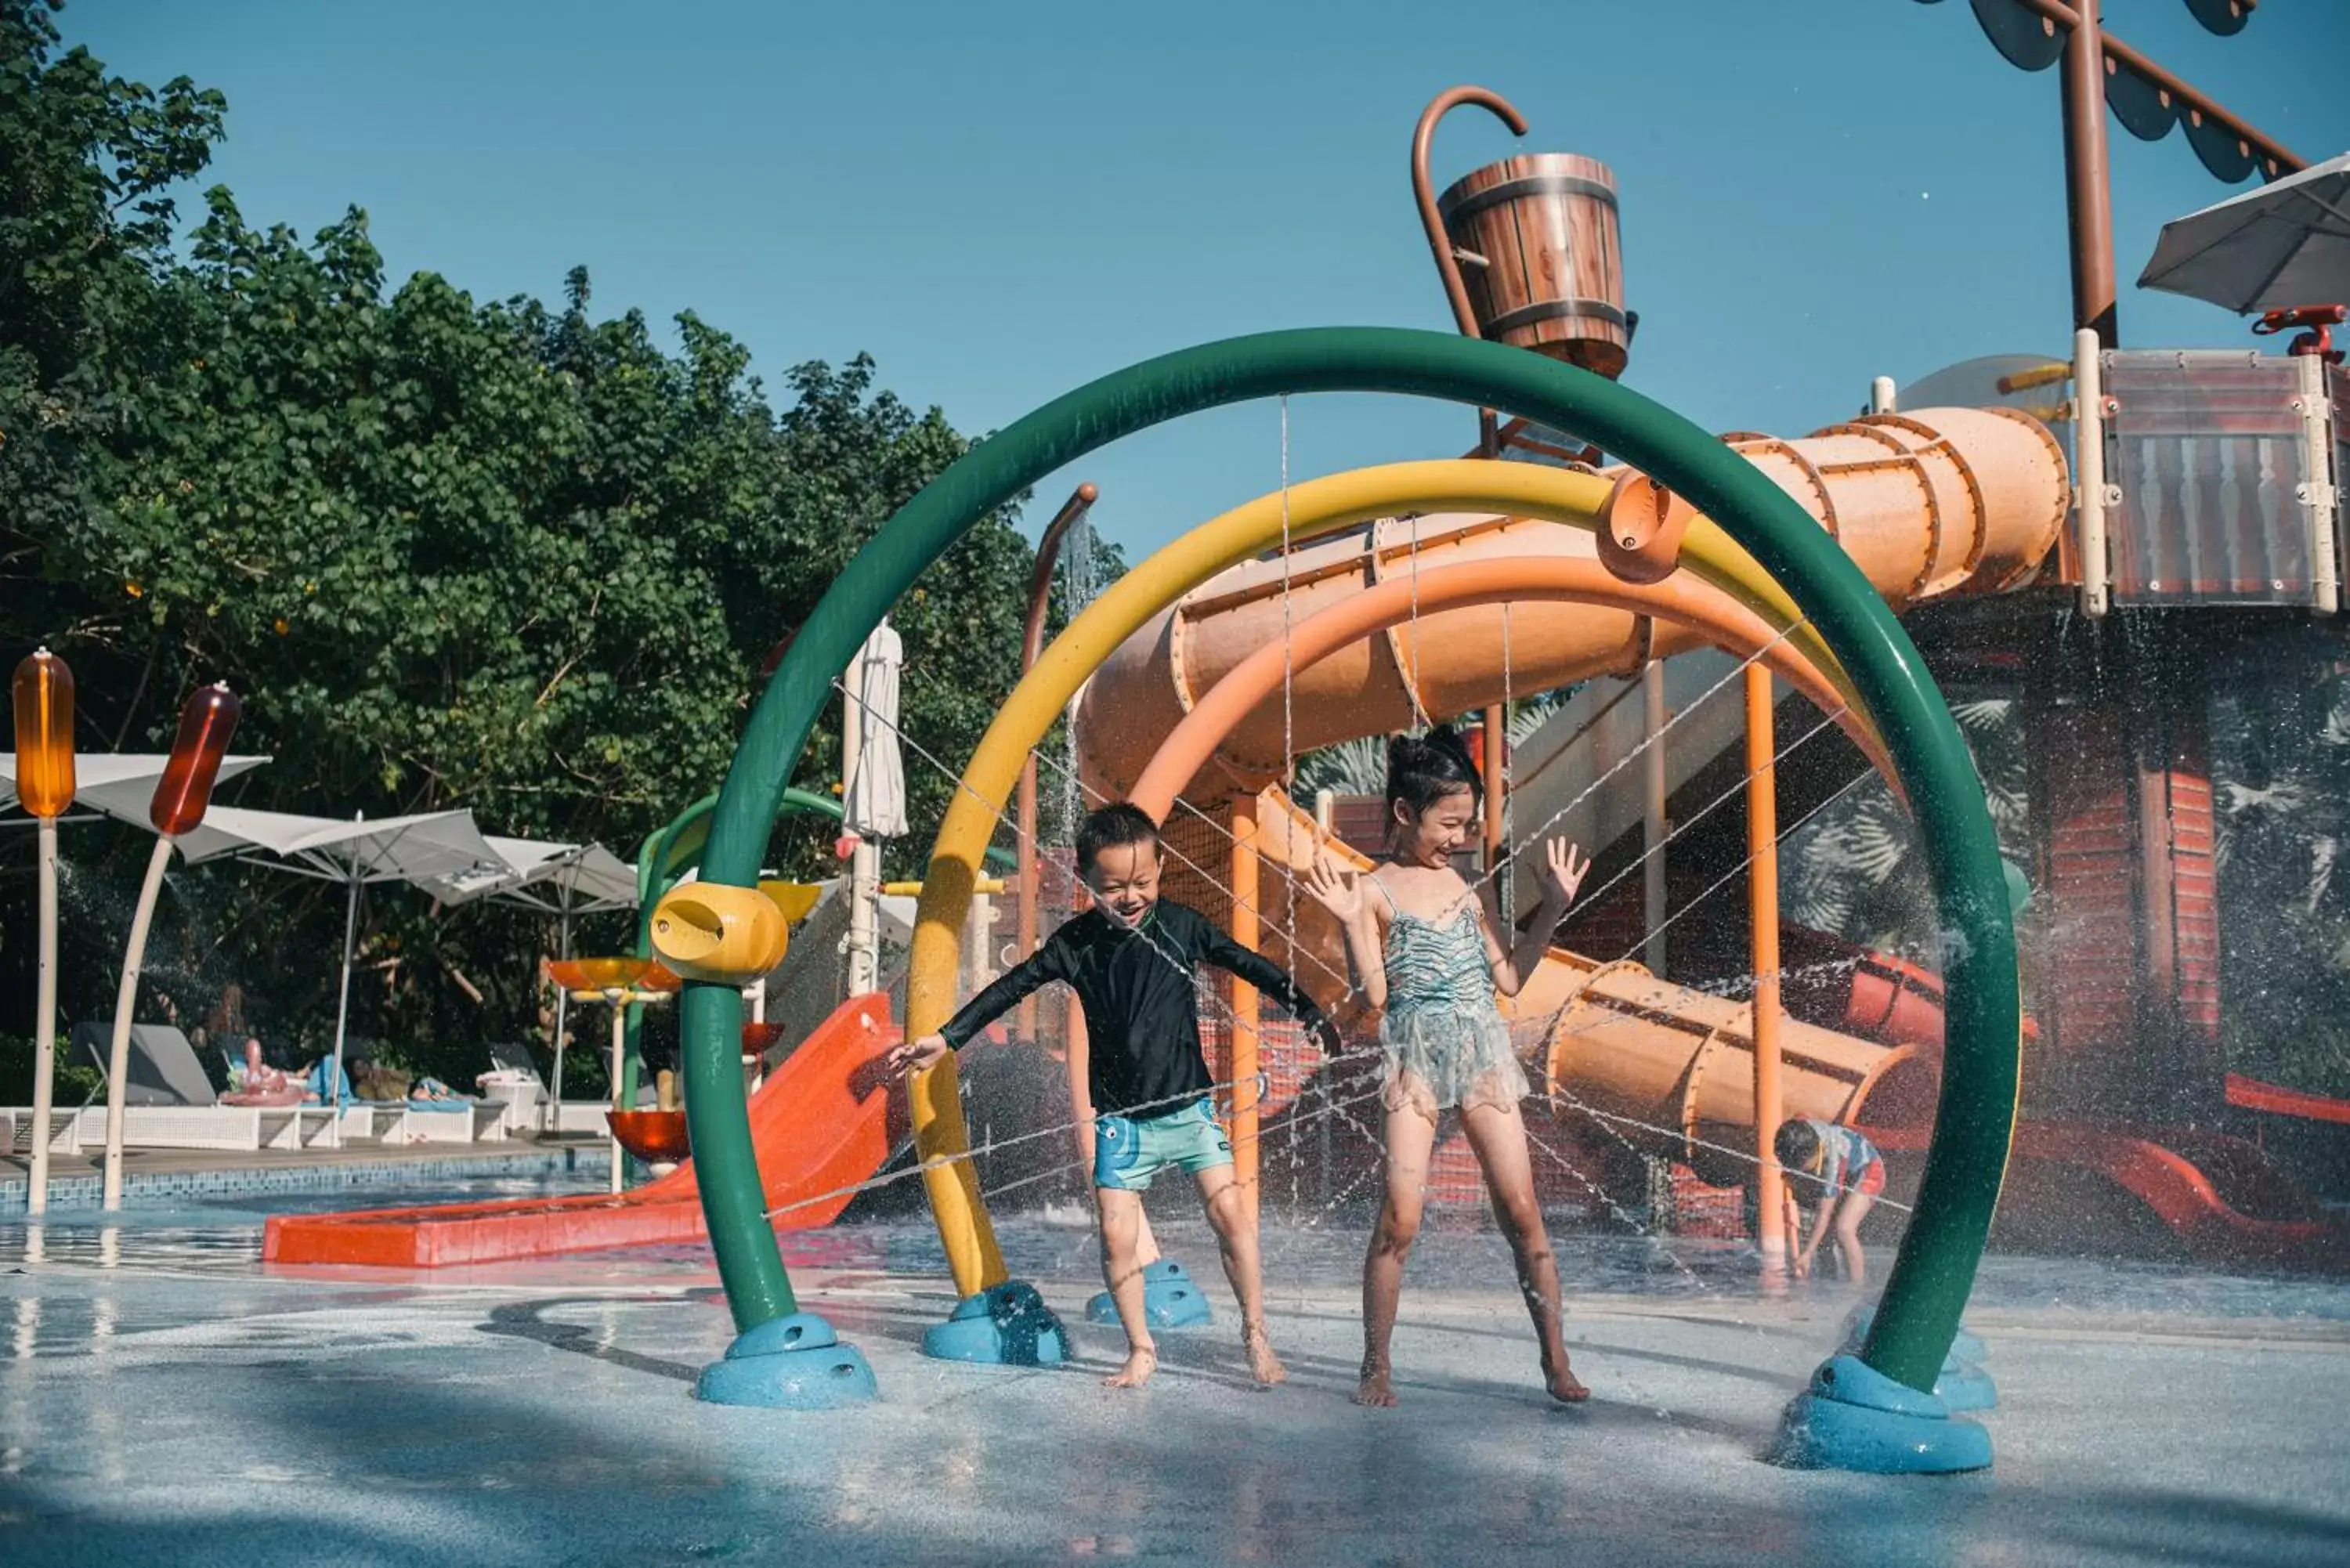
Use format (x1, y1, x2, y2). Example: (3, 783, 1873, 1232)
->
(1412, 85, 1530, 339)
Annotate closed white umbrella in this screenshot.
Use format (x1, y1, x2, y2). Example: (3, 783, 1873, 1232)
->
(841, 621, 906, 996)
(2141, 152, 2350, 314)
(843, 621, 908, 840)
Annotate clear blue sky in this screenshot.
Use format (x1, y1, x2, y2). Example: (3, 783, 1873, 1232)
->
(64, 0, 2350, 559)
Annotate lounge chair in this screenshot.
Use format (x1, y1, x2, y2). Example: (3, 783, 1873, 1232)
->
(70, 1023, 337, 1151)
(478, 1043, 548, 1136)
(3, 1105, 81, 1158)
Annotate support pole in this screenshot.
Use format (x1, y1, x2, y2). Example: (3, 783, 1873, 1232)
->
(844, 644, 879, 997)
(103, 836, 176, 1211)
(1747, 665, 1788, 1266)
(327, 858, 360, 1149)
(28, 818, 60, 1214)
(1229, 795, 1263, 1205)
(1481, 705, 1506, 873)
(1312, 787, 1337, 1201)
(2073, 327, 2111, 617)
(848, 840, 880, 995)
(1015, 484, 1097, 1039)
(608, 994, 628, 1194)
(1643, 662, 1670, 978)
(2059, 0, 2119, 346)
(549, 901, 574, 1133)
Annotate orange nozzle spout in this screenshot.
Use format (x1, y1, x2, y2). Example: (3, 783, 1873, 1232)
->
(1596, 470, 1696, 586)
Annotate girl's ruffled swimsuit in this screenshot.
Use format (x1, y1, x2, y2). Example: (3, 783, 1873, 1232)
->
(1369, 874, 1530, 1121)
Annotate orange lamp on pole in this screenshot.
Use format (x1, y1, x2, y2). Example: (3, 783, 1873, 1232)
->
(13, 649, 77, 818)
(150, 682, 241, 836)
(103, 682, 243, 1210)
(13, 648, 76, 1216)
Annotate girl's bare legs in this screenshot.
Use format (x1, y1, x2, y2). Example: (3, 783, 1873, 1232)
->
(1358, 1102, 1437, 1407)
(1830, 1189, 1877, 1288)
(1460, 1099, 1588, 1404)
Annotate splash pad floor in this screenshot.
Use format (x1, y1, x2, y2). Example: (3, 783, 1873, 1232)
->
(4, 1204, 2347, 1567)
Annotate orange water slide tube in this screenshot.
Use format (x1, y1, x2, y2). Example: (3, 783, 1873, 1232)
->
(1077, 406, 2066, 802)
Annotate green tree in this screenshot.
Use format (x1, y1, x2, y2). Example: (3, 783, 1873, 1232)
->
(0, 1, 1081, 1083)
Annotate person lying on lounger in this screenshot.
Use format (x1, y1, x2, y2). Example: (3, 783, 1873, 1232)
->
(220, 1038, 312, 1106)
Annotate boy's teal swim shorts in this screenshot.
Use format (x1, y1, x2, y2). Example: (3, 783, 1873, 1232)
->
(1094, 1098, 1232, 1190)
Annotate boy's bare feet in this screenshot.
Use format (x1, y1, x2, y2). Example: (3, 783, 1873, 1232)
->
(1354, 1363, 1398, 1407)
(1242, 1322, 1286, 1387)
(1104, 1346, 1158, 1389)
(1544, 1355, 1591, 1405)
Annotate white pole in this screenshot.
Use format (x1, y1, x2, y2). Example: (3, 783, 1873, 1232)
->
(549, 1025, 568, 1134)
(2295, 352, 2339, 614)
(548, 899, 574, 1133)
(848, 840, 879, 996)
(28, 818, 60, 1215)
(327, 852, 360, 1150)
(607, 994, 627, 1194)
(1869, 375, 1897, 416)
(2075, 327, 2111, 618)
(103, 836, 176, 1211)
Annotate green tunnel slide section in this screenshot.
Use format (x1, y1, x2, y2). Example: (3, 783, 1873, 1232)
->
(684, 327, 2020, 1395)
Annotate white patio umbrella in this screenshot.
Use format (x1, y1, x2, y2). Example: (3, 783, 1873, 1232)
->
(1, 752, 269, 817)
(2141, 152, 2350, 313)
(154, 804, 504, 1142)
(431, 836, 639, 1120)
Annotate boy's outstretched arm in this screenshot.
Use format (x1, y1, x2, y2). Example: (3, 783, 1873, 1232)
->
(883, 938, 1067, 1079)
(1201, 927, 1342, 1053)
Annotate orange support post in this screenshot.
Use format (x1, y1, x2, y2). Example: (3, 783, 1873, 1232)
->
(1229, 794, 1262, 1204)
(1747, 663, 1788, 1266)
(1482, 704, 1506, 873)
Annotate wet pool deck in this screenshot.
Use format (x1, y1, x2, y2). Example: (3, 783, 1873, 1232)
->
(3, 1205, 2348, 1567)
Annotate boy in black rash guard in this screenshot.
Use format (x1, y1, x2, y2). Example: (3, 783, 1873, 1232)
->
(888, 802, 1337, 1389)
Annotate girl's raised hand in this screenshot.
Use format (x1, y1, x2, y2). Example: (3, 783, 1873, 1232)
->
(1303, 851, 1365, 923)
(1542, 839, 1591, 905)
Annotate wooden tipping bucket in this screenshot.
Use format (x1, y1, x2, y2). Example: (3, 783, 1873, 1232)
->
(1438, 153, 1629, 378)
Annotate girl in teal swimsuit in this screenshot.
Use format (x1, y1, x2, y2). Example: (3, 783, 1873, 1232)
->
(1306, 728, 1593, 1407)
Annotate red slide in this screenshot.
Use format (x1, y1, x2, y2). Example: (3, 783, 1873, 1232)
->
(265, 994, 903, 1268)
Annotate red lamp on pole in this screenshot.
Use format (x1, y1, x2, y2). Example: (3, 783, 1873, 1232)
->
(102, 683, 241, 1209)
(12, 649, 76, 1216)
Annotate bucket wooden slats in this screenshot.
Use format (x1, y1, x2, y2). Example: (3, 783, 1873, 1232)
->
(1439, 153, 1630, 378)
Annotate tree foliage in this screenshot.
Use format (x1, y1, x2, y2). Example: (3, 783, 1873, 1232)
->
(0, 1, 1104, 1083)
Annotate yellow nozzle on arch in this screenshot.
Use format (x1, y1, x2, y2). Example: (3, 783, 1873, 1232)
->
(652, 884, 790, 983)
(757, 880, 827, 926)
